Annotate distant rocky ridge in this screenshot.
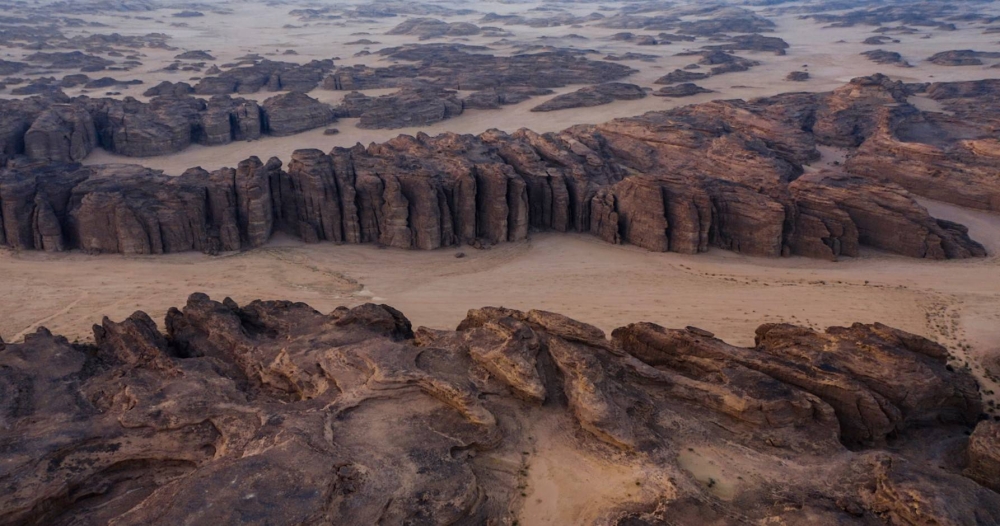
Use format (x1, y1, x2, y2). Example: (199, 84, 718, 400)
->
(323, 44, 637, 91)
(1, 293, 998, 524)
(0, 75, 992, 262)
(529, 82, 646, 112)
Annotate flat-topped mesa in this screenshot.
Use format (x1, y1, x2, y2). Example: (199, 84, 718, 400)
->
(0, 75, 991, 260)
(1, 294, 997, 524)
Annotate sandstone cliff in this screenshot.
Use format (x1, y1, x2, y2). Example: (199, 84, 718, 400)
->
(0, 75, 993, 260)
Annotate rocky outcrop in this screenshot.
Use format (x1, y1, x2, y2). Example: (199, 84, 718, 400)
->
(613, 320, 980, 447)
(261, 92, 335, 136)
(0, 75, 994, 260)
(462, 87, 554, 110)
(861, 49, 912, 67)
(193, 59, 335, 95)
(676, 8, 776, 35)
(530, 83, 646, 112)
(24, 51, 113, 71)
(843, 86, 1000, 212)
(337, 87, 463, 129)
(968, 421, 1000, 493)
(196, 96, 263, 145)
(143, 80, 194, 98)
(175, 50, 215, 61)
(654, 83, 713, 97)
(701, 34, 789, 55)
(90, 96, 201, 157)
(789, 173, 986, 260)
(928, 50, 1000, 66)
(697, 50, 760, 75)
(0, 161, 278, 255)
(23, 104, 96, 163)
(654, 69, 710, 85)
(323, 44, 637, 92)
(1, 295, 996, 524)
(386, 18, 481, 40)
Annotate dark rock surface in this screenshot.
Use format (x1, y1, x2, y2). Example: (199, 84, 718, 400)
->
(194, 59, 335, 95)
(530, 83, 646, 112)
(143, 81, 194, 98)
(323, 45, 636, 92)
(1, 294, 996, 524)
(261, 92, 335, 136)
(0, 75, 994, 261)
(786, 71, 810, 81)
(23, 104, 97, 163)
(862, 49, 912, 67)
(654, 69, 710, 85)
(653, 83, 713, 97)
(175, 50, 216, 61)
(928, 50, 1000, 66)
(386, 18, 481, 40)
(702, 33, 790, 55)
(0, 59, 27, 76)
(462, 87, 555, 110)
(677, 8, 776, 35)
(968, 421, 1000, 493)
(24, 51, 114, 72)
(338, 87, 463, 129)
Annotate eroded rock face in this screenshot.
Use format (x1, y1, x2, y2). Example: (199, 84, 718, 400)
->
(338, 87, 463, 129)
(654, 82, 713, 97)
(840, 79, 1000, 213)
(0, 76, 993, 260)
(790, 172, 986, 260)
(386, 17, 481, 40)
(968, 421, 1000, 493)
(1, 295, 997, 525)
(193, 59, 335, 95)
(323, 44, 637, 92)
(928, 49, 1000, 66)
(530, 82, 646, 112)
(24, 104, 96, 163)
(261, 92, 335, 136)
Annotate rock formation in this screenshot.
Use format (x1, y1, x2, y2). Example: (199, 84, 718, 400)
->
(844, 78, 1000, 212)
(261, 92, 335, 137)
(861, 49, 912, 67)
(530, 83, 646, 112)
(323, 44, 637, 92)
(462, 87, 554, 110)
(654, 83, 713, 97)
(1, 294, 997, 524)
(337, 87, 463, 129)
(654, 69, 710, 85)
(23, 104, 97, 163)
(386, 18, 481, 40)
(193, 59, 335, 95)
(928, 50, 1000, 66)
(701, 34, 790, 55)
(0, 75, 995, 260)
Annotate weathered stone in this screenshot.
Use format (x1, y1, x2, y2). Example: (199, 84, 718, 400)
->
(3, 295, 993, 524)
